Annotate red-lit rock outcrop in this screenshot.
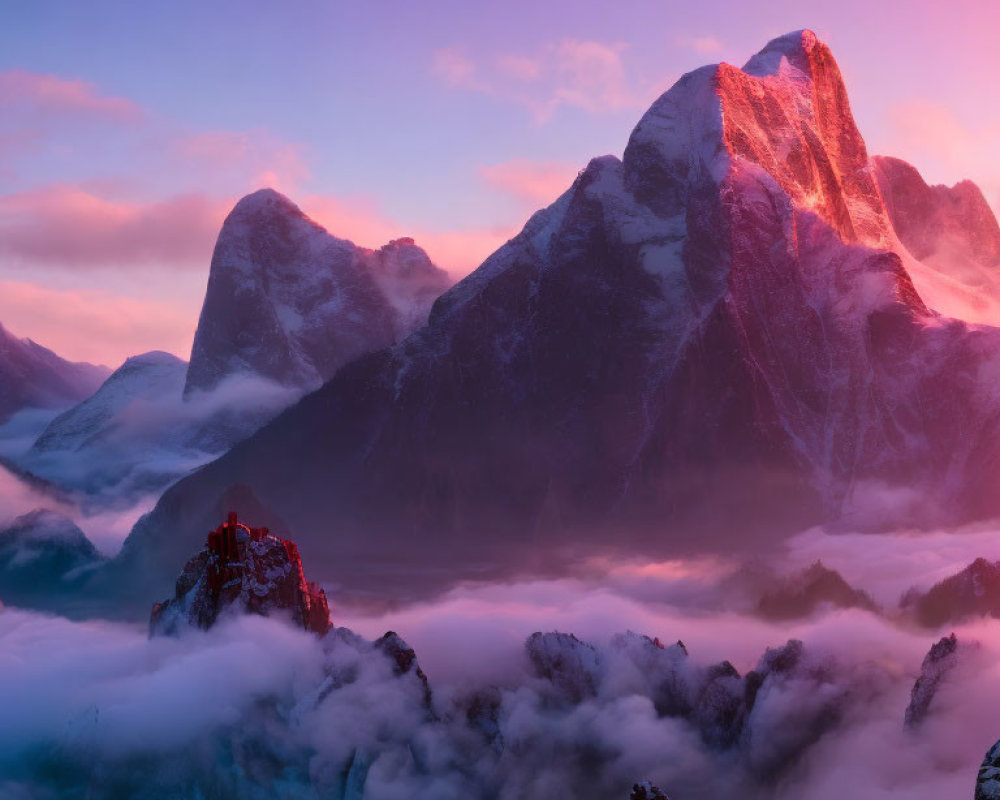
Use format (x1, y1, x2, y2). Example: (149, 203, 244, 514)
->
(149, 512, 331, 636)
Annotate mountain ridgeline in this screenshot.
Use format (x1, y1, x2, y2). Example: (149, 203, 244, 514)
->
(0, 322, 109, 424)
(93, 30, 1000, 610)
(183, 188, 451, 396)
(3, 191, 452, 502)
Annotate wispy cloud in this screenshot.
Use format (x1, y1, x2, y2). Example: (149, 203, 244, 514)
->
(0, 185, 226, 269)
(0, 280, 196, 365)
(885, 99, 1000, 215)
(676, 35, 726, 56)
(478, 158, 579, 206)
(0, 70, 143, 122)
(300, 192, 515, 278)
(430, 47, 488, 91)
(430, 39, 664, 123)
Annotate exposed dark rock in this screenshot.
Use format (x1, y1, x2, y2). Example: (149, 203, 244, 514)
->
(0, 321, 108, 424)
(903, 559, 1000, 627)
(184, 189, 450, 396)
(977, 739, 1000, 800)
(757, 561, 878, 620)
(375, 629, 432, 707)
(629, 781, 670, 800)
(526, 631, 602, 703)
(904, 633, 959, 729)
(0, 509, 104, 607)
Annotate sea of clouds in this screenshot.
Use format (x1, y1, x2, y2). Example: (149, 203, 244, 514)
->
(2, 526, 999, 799)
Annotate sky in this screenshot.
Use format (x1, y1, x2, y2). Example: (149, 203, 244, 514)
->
(2, 0, 999, 366)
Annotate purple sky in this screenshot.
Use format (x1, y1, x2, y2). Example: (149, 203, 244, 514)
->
(2, 0, 999, 365)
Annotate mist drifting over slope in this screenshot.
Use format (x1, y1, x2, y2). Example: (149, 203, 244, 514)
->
(0, 564, 995, 800)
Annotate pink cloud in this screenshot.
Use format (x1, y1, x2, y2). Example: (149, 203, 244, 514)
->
(885, 100, 1000, 216)
(430, 48, 485, 91)
(888, 101, 971, 166)
(0, 280, 195, 365)
(479, 159, 579, 206)
(0, 70, 142, 122)
(495, 53, 542, 82)
(546, 39, 638, 117)
(431, 39, 660, 122)
(676, 35, 725, 55)
(0, 185, 228, 269)
(170, 131, 310, 195)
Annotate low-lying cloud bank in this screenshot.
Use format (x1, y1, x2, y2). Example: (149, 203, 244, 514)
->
(1, 572, 997, 799)
(0, 371, 306, 557)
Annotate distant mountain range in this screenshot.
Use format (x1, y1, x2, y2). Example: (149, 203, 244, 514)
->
(0, 321, 108, 424)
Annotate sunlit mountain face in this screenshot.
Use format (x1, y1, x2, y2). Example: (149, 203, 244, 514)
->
(4, 9, 1000, 799)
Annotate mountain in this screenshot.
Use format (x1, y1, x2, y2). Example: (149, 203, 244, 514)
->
(29, 351, 187, 456)
(0, 509, 104, 607)
(978, 739, 1000, 800)
(901, 558, 1000, 627)
(150, 511, 331, 636)
(13, 195, 451, 502)
(81, 30, 1000, 611)
(15, 350, 300, 500)
(873, 155, 1000, 322)
(904, 633, 959, 729)
(19, 351, 189, 496)
(183, 188, 451, 396)
(756, 562, 877, 620)
(0, 321, 109, 424)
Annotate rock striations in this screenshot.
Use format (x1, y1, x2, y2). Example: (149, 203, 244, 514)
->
(874, 155, 1000, 321)
(149, 511, 331, 636)
(904, 633, 960, 729)
(978, 739, 1000, 800)
(183, 188, 451, 396)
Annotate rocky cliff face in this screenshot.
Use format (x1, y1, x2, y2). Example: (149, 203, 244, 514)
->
(0, 321, 109, 424)
(874, 155, 1000, 322)
(904, 633, 960, 729)
(978, 739, 1000, 800)
(525, 630, 844, 777)
(149, 511, 331, 636)
(628, 782, 670, 800)
(93, 30, 1000, 609)
(183, 189, 450, 396)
